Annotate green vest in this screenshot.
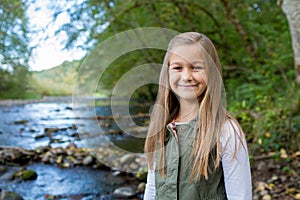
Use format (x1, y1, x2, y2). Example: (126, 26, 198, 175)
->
(155, 120, 227, 200)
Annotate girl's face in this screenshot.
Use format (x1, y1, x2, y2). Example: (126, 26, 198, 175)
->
(168, 44, 207, 101)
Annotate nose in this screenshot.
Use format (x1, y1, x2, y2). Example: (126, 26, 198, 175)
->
(181, 68, 193, 81)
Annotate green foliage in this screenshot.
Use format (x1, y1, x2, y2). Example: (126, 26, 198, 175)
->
(0, 66, 34, 99)
(0, 0, 32, 99)
(97, 48, 164, 99)
(30, 61, 80, 96)
(221, 0, 299, 154)
(0, 0, 31, 69)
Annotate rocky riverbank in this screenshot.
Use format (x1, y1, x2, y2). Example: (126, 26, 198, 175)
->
(0, 99, 150, 199)
(0, 144, 147, 199)
(0, 142, 148, 172)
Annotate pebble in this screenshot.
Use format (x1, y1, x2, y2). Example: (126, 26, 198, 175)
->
(256, 181, 266, 192)
(260, 190, 268, 196)
(66, 149, 73, 155)
(129, 163, 138, 170)
(252, 194, 260, 200)
(41, 152, 51, 162)
(112, 186, 135, 199)
(82, 156, 93, 165)
(137, 182, 146, 193)
(62, 162, 71, 168)
(262, 194, 271, 200)
(120, 154, 136, 164)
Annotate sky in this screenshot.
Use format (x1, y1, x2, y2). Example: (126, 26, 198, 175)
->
(27, 0, 86, 71)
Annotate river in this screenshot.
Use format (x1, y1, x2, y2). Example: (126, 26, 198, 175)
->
(0, 98, 149, 199)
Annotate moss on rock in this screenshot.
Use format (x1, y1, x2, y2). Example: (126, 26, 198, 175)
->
(14, 169, 37, 181)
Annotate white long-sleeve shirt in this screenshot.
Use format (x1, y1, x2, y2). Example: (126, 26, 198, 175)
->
(144, 120, 252, 200)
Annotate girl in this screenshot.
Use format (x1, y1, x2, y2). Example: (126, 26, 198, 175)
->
(144, 32, 252, 200)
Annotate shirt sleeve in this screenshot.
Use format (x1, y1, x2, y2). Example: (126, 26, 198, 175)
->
(144, 167, 156, 200)
(220, 120, 252, 200)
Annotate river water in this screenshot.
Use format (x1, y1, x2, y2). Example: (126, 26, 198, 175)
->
(0, 99, 149, 199)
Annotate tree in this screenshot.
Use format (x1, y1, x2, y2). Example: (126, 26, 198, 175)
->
(0, 0, 31, 70)
(0, 0, 32, 98)
(280, 0, 300, 113)
(280, 0, 300, 69)
(277, 0, 300, 113)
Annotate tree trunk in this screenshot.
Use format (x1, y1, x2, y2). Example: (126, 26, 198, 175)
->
(220, 0, 256, 57)
(281, 0, 300, 113)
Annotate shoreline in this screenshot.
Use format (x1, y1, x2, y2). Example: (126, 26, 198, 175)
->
(0, 96, 153, 107)
(0, 96, 73, 106)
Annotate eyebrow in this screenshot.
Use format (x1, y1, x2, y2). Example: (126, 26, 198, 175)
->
(169, 61, 204, 66)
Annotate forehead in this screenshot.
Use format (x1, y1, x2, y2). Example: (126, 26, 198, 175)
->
(169, 44, 204, 64)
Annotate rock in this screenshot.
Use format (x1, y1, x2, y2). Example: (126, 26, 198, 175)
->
(82, 156, 93, 166)
(69, 124, 77, 130)
(62, 161, 71, 168)
(13, 120, 29, 124)
(0, 190, 23, 200)
(262, 194, 271, 200)
(65, 106, 73, 110)
(66, 149, 74, 156)
(14, 169, 37, 181)
(41, 151, 53, 163)
(0, 166, 8, 174)
(112, 170, 122, 176)
(129, 163, 138, 170)
(252, 194, 259, 200)
(35, 146, 48, 154)
(112, 186, 135, 199)
(259, 190, 268, 196)
(137, 182, 146, 193)
(66, 142, 77, 149)
(0, 148, 33, 164)
(56, 155, 63, 164)
(53, 147, 64, 155)
(280, 175, 287, 182)
(255, 181, 266, 192)
(1, 171, 16, 181)
(34, 133, 47, 139)
(44, 127, 59, 134)
(120, 154, 136, 165)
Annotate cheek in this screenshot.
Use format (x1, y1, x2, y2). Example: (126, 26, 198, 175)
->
(196, 72, 207, 84)
(169, 72, 179, 83)
(168, 72, 175, 90)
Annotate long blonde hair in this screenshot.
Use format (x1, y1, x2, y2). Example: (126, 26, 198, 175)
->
(145, 32, 242, 181)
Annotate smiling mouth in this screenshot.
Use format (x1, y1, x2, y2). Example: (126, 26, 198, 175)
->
(178, 84, 198, 87)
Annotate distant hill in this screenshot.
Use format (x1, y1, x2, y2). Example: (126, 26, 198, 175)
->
(31, 60, 80, 96)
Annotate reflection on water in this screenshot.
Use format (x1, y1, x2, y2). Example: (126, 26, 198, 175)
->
(0, 163, 132, 200)
(0, 100, 149, 152)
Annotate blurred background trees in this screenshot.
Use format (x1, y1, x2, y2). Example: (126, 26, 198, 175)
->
(0, 0, 31, 98)
(0, 0, 299, 153)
